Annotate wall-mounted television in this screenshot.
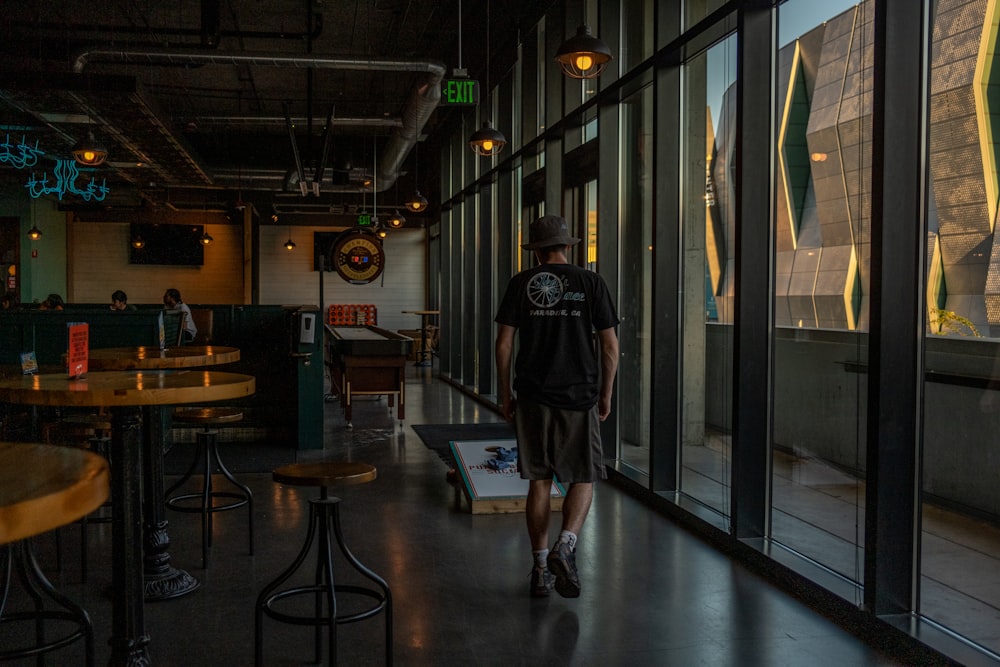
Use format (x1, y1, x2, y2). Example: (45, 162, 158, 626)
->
(129, 223, 205, 266)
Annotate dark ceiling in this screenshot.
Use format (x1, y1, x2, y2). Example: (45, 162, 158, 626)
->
(0, 0, 552, 221)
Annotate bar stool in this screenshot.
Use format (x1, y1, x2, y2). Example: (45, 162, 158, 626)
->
(45, 412, 112, 584)
(165, 407, 253, 567)
(255, 462, 392, 667)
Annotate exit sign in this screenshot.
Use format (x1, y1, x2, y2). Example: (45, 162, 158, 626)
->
(440, 79, 479, 106)
(357, 213, 373, 227)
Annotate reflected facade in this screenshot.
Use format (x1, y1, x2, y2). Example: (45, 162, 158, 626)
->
(436, 1, 1000, 663)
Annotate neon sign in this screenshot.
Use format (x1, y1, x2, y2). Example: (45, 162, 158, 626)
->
(0, 134, 42, 170)
(26, 160, 109, 202)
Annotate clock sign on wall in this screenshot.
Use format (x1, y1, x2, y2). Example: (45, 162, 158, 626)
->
(330, 231, 385, 284)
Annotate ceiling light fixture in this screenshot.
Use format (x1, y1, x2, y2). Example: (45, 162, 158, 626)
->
(555, 25, 613, 79)
(200, 230, 213, 246)
(284, 237, 296, 250)
(71, 128, 108, 167)
(469, 0, 507, 157)
(405, 190, 428, 213)
(469, 121, 507, 157)
(131, 234, 145, 249)
(27, 224, 42, 241)
(375, 226, 389, 240)
(387, 210, 406, 228)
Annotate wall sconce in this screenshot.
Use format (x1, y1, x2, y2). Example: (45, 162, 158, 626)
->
(71, 129, 108, 167)
(405, 190, 428, 213)
(555, 25, 613, 79)
(199, 230, 213, 246)
(130, 234, 145, 249)
(387, 210, 406, 228)
(284, 237, 296, 250)
(469, 121, 507, 157)
(27, 224, 42, 241)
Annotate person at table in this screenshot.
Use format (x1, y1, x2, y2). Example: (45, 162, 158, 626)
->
(163, 288, 197, 343)
(110, 289, 137, 311)
(39, 293, 64, 310)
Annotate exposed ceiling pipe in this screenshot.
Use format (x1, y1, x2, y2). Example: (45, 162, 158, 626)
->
(72, 48, 446, 192)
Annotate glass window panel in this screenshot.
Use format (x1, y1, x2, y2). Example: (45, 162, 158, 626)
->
(685, 0, 727, 29)
(920, 0, 1000, 653)
(619, 84, 654, 474)
(770, 0, 871, 586)
(680, 35, 735, 516)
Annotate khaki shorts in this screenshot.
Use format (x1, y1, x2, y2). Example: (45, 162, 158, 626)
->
(514, 399, 606, 483)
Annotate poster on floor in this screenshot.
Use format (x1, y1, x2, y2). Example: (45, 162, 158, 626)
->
(449, 439, 565, 514)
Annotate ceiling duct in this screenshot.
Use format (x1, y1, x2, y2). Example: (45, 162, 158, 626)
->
(72, 48, 445, 193)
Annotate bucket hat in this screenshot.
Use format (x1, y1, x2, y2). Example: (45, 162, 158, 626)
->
(521, 214, 581, 250)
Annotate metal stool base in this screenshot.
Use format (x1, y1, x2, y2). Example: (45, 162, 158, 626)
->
(255, 494, 392, 666)
(0, 541, 94, 665)
(165, 429, 253, 567)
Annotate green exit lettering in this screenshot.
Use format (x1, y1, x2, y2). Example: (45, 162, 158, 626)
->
(440, 79, 479, 106)
(357, 213, 372, 227)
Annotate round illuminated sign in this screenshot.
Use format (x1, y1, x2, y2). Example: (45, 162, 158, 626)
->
(331, 232, 385, 284)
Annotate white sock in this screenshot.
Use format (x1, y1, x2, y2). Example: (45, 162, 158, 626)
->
(558, 530, 577, 550)
(533, 549, 549, 569)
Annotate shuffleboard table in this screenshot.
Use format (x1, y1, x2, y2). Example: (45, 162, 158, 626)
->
(324, 324, 413, 427)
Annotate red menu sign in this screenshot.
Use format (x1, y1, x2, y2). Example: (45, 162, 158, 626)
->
(67, 322, 89, 379)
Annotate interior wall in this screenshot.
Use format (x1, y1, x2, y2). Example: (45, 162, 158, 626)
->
(258, 225, 426, 333)
(67, 219, 244, 305)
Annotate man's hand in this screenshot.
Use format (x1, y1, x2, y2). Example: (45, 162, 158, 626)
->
(501, 394, 516, 422)
(598, 393, 612, 422)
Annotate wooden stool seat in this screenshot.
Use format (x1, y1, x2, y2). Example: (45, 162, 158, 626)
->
(166, 407, 252, 567)
(255, 460, 391, 666)
(272, 462, 377, 488)
(173, 407, 244, 426)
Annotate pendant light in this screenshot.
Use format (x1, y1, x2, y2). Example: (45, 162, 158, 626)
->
(72, 127, 108, 167)
(469, 0, 506, 157)
(284, 237, 296, 250)
(199, 230, 214, 246)
(406, 111, 428, 212)
(387, 209, 406, 228)
(555, 24, 613, 79)
(27, 224, 42, 241)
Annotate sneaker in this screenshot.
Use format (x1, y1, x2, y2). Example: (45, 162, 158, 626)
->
(530, 566, 554, 597)
(546, 540, 580, 598)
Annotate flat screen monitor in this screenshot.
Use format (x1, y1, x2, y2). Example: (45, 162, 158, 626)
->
(129, 223, 205, 266)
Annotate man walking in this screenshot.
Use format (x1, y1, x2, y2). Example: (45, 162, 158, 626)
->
(494, 214, 619, 598)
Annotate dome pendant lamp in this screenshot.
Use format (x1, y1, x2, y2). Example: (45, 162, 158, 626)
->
(71, 128, 108, 167)
(555, 24, 613, 79)
(468, 0, 507, 158)
(469, 121, 506, 157)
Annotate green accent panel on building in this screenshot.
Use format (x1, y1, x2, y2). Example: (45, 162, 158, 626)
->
(784, 60, 812, 237)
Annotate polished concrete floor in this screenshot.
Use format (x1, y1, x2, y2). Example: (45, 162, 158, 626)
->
(3, 365, 918, 666)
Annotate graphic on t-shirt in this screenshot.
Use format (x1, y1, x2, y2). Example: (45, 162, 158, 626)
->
(527, 271, 564, 308)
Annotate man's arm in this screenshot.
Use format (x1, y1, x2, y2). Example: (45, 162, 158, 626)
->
(495, 323, 517, 422)
(596, 327, 619, 422)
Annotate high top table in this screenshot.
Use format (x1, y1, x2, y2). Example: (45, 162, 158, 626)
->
(400, 310, 439, 366)
(0, 370, 255, 666)
(84, 345, 240, 371)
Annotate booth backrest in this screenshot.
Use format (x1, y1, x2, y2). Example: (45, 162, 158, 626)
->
(0, 308, 183, 370)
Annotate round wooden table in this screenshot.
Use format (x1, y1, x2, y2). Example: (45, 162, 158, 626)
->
(0, 370, 255, 666)
(0, 441, 109, 544)
(85, 345, 240, 371)
(0, 441, 110, 665)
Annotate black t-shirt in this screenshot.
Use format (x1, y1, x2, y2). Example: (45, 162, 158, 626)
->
(495, 262, 619, 410)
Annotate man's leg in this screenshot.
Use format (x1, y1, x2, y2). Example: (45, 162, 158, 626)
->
(560, 482, 593, 535)
(526, 479, 553, 550)
(547, 482, 592, 598)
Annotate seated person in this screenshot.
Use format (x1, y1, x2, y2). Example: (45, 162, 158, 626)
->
(163, 288, 197, 343)
(39, 293, 64, 310)
(110, 289, 137, 311)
